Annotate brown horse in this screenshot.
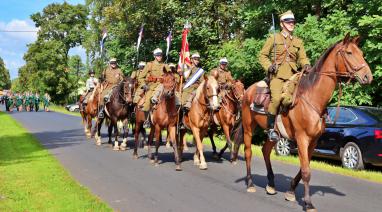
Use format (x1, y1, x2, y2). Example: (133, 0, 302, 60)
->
(208, 80, 245, 161)
(95, 77, 135, 150)
(79, 84, 102, 138)
(145, 72, 181, 170)
(179, 75, 220, 170)
(233, 34, 373, 211)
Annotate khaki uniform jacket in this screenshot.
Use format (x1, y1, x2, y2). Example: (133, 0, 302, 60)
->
(210, 67, 234, 87)
(259, 32, 310, 80)
(102, 66, 124, 86)
(141, 60, 170, 89)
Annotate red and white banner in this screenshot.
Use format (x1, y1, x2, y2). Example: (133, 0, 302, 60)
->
(177, 27, 191, 71)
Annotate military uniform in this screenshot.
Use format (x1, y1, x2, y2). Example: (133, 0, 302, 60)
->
(181, 65, 204, 108)
(132, 62, 147, 104)
(100, 66, 124, 105)
(35, 94, 40, 111)
(140, 60, 170, 112)
(259, 31, 310, 115)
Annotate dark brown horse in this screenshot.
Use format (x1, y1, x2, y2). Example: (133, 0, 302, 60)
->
(95, 77, 135, 150)
(145, 72, 181, 170)
(233, 34, 373, 211)
(208, 80, 245, 161)
(179, 75, 220, 170)
(79, 84, 102, 138)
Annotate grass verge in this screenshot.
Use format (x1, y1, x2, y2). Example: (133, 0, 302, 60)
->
(50, 104, 81, 117)
(0, 112, 112, 211)
(51, 105, 382, 183)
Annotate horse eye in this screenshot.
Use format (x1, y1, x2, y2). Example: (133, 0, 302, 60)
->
(346, 51, 352, 55)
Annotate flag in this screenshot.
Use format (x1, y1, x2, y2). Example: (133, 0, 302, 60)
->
(177, 27, 191, 72)
(165, 31, 172, 57)
(100, 28, 107, 53)
(183, 68, 205, 89)
(136, 25, 144, 51)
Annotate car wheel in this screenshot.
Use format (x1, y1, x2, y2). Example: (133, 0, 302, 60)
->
(341, 142, 364, 170)
(74, 108, 80, 112)
(275, 138, 291, 156)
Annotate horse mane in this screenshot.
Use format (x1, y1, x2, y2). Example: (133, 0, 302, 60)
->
(297, 40, 341, 95)
(194, 75, 218, 101)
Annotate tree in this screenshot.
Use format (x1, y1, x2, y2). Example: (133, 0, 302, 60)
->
(0, 57, 11, 90)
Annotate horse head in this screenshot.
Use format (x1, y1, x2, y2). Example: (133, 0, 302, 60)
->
(123, 77, 135, 104)
(161, 72, 176, 99)
(336, 33, 373, 84)
(203, 75, 220, 111)
(232, 80, 245, 105)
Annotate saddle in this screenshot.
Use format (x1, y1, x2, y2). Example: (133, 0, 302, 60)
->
(251, 80, 270, 113)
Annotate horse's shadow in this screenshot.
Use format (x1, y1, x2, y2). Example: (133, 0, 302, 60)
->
(235, 173, 345, 209)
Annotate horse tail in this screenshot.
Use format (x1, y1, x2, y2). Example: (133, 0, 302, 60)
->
(232, 117, 244, 157)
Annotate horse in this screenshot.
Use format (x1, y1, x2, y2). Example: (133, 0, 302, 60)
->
(208, 80, 245, 161)
(95, 77, 135, 151)
(179, 75, 220, 170)
(79, 84, 102, 138)
(145, 72, 182, 170)
(232, 34, 373, 211)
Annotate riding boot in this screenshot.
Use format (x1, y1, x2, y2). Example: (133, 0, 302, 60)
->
(179, 109, 186, 130)
(98, 105, 105, 119)
(143, 111, 151, 128)
(267, 114, 279, 142)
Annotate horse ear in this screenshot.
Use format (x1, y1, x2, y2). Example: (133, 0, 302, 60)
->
(343, 32, 351, 45)
(352, 35, 361, 46)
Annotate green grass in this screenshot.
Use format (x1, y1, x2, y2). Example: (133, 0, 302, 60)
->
(50, 104, 81, 117)
(51, 105, 382, 183)
(203, 135, 382, 184)
(0, 112, 112, 212)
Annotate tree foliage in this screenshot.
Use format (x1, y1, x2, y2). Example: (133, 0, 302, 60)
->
(0, 57, 11, 90)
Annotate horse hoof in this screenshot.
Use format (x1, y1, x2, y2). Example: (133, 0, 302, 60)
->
(231, 160, 238, 166)
(175, 165, 182, 171)
(133, 154, 138, 159)
(306, 209, 317, 212)
(113, 146, 119, 151)
(193, 160, 200, 166)
(96, 141, 101, 146)
(285, 191, 296, 202)
(246, 186, 257, 193)
(199, 162, 208, 170)
(265, 185, 277, 195)
(120, 145, 127, 151)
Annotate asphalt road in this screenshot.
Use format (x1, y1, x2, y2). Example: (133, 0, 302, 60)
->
(8, 109, 382, 212)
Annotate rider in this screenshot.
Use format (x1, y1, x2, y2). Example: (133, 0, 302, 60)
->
(181, 53, 204, 111)
(151, 62, 180, 108)
(210, 57, 234, 103)
(258, 10, 311, 142)
(131, 61, 146, 80)
(98, 58, 124, 118)
(141, 48, 170, 127)
(82, 70, 99, 107)
(132, 61, 147, 108)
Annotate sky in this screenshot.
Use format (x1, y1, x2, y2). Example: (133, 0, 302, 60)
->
(0, 0, 86, 80)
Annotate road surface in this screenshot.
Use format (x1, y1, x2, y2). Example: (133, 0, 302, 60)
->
(8, 109, 382, 212)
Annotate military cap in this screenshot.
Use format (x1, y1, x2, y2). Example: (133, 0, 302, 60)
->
(280, 10, 295, 23)
(138, 61, 146, 67)
(89, 70, 95, 74)
(191, 53, 200, 58)
(109, 58, 117, 63)
(169, 63, 176, 68)
(219, 57, 228, 64)
(153, 48, 163, 56)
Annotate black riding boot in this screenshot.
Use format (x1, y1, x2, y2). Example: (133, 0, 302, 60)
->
(98, 105, 105, 119)
(267, 114, 279, 142)
(179, 108, 187, 130)
(143, 111, 151, 128)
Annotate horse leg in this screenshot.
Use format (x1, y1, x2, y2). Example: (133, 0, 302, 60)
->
(120, 121, 128, 151)
(166, 133, 171, 149)
(147, 125, 155, 163)
(244, 128, 256, 192)
(153, 125, 161, 165)
(183, 134, 189, 151)
(113, 122, 119, 151)
(95, 117, 104, 146)
(219, 124, 232, 160)
(169, 126, 181, 171)
(262, 139, 277, 195)
(208, 129, 218, 157)
(193, 127, 208, 170)
(133, 123, 140, 158)
(107, 122, 113, 145)
(193, 137, 201, 166)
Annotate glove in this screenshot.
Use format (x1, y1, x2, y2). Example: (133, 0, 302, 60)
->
(268, 64, 277, 74)
(141, 85, 148, 91)
(303, 64, 312, 72)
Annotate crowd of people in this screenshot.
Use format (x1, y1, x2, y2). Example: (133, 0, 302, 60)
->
(0, 91, 51, 112)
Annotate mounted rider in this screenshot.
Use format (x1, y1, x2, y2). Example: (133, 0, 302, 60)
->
(131, 61, 146, 80)
(258, 10, 311, 142)
(98, 58, 124, 118)
(181, 53, 204, 111)
(82, 70, 99, 107)
(132, 61, 147, 107)
(210, 57, 234, 103)
(137, 48, 170, 127)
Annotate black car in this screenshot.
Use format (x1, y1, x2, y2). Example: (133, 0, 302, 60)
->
(275, 106, 382, 170)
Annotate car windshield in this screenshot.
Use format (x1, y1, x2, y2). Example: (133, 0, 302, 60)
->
(359, 107, 382, 122)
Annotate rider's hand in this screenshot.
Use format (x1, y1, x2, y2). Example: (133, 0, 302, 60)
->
(268, 64, 277, 74)
(141, 85, 148, 91)
(303, 64, 312, 72)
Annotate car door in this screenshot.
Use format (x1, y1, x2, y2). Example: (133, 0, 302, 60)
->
(318, 107, 358, 154)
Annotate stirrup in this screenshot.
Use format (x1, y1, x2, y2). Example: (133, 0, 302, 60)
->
(98, 111, 104, 119)
(267, 129, 279, 142)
